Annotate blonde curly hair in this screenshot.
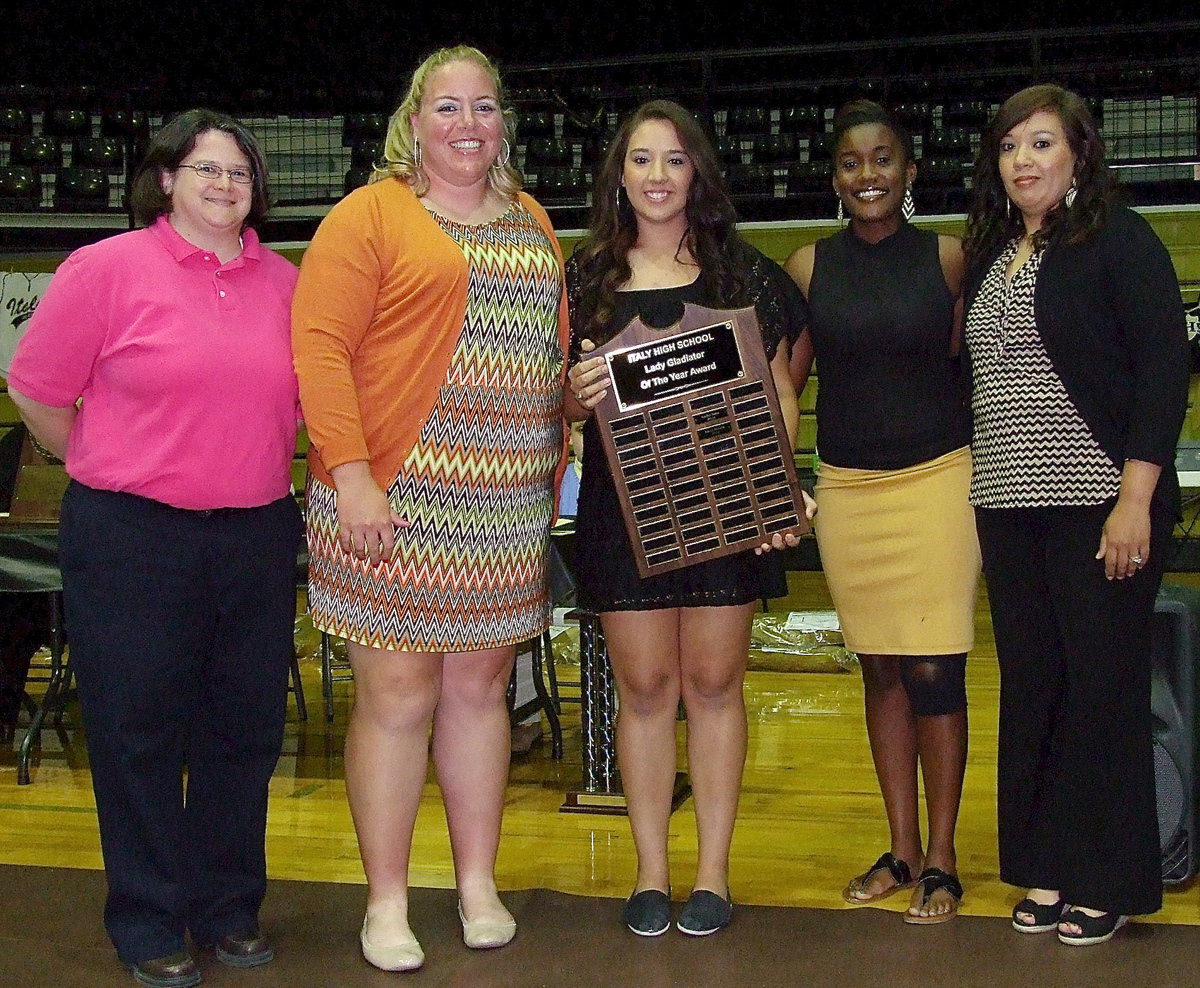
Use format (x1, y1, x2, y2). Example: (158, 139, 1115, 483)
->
(371, 45, 521, 199)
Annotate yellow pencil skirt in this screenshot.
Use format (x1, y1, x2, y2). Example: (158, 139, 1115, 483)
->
(814, 445, 980, 656)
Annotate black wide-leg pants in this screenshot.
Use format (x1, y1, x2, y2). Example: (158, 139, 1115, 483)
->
(976, 499, 1169, 917)
(59, 481, 303, 964)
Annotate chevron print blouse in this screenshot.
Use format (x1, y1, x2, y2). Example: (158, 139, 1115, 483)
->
(966, 239, 1121, 508)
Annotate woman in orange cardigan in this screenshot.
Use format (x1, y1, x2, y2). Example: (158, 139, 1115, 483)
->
(292, 46, 568, 973)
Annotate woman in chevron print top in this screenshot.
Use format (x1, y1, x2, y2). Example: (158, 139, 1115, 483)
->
(964, 84, 1188, 946)
(293, 47, 568, 972)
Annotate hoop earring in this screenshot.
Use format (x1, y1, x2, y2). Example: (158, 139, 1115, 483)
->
(1064, 177, 1078, 208)
(413, 139, 422, 169)
(902, 185, 915, 221)
(493, 138, 511, 169)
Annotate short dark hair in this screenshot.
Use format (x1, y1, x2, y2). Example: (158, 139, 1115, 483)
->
(129, 108, 271, 230)
(965, 84, 1111, 266)
(829, 99, 914, 165)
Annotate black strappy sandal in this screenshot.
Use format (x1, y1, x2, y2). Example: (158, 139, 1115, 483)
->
(903, 867, 964, 925)
(842, 852, 915, 905)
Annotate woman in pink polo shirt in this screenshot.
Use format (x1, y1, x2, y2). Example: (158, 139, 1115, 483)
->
(7, 109, 301, 988)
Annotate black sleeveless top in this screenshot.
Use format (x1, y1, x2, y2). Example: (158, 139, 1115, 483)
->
(806, 223, 969, 470)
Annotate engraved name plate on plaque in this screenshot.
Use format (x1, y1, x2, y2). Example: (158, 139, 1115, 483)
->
(592, 302, 808, 577)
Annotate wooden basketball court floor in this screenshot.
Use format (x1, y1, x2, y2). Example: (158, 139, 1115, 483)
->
(3, 571, 1199, 930)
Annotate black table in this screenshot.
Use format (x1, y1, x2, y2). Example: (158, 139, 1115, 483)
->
(0, 524, 68, 785)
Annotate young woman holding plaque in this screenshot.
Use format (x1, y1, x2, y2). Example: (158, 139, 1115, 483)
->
(784, 100, 979, 924)
(565, 99, 810, 938)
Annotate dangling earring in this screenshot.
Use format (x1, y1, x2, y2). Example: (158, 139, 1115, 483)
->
(1005, 197, 1011, 220)
(616, 184, 623, 210)
(1064, 177, 1078, 208)
(493, 138, 511, 169)
(902, 185, 915, 221)
(836, 197, 844, 223)
(413, 139, 422, 169)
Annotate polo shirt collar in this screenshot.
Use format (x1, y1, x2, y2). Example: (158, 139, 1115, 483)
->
(150, 214, 262, 264)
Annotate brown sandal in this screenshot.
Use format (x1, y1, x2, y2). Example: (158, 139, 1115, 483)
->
(842, 852, 916, 905)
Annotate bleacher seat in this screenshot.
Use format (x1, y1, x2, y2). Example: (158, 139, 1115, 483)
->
(0, 166, 38, 210)
(924, 128, 973, 158)
(349, 140, 383, 170)
(530, 166, 587, 205)
(778, 105, 822, 137)
(54, 168, 109, 211)
(943, 101, 990, 128)
(715, 136, 745, 165)
(524, 137, 573, 168)
(786, 160, 828, 196)
(11, 136, 60, 171)
(72, 137, 121, 170)
(517, 110, 554, 138)
(0, 108, 32, 137)
(893, 102, 935, 135)
(42, 109, 90, 138)
(726, 163, 775, 198)
(725, 106, 769, 136)
(341, 113, 386, 146)
(752, 133, 798, 164)
(101, 109, 149, 141)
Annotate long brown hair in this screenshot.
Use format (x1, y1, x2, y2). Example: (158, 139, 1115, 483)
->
(965, 84, 1112, 270)
(571, 99, 749, 343)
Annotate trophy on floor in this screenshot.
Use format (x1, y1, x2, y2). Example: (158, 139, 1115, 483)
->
(590, 302, 807, 577)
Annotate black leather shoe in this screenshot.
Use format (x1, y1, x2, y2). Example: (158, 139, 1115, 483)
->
(129, 950, 201, 988)
(213, 929, 273, 968)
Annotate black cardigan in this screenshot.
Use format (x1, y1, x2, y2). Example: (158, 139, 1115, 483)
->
(964, 206, 1190, 515)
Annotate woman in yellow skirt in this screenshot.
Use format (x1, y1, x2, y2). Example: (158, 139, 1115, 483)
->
(786, 100, 980, 924)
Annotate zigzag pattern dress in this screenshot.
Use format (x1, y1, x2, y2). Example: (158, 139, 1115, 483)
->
(306, 203, 564, 652)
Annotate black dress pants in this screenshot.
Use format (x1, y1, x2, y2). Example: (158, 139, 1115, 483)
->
(976, 499, 1169, 916)
(59, 482, 303, 964)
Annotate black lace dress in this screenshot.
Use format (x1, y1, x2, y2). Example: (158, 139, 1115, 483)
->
(565, 245, 805, 612)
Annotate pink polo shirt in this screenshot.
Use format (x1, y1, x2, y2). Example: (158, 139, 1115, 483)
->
(8, 217, 299, 510)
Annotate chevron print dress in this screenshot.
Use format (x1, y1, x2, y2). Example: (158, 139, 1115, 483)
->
(306, 203, 564, 652)
(966, 240, 1121, 508)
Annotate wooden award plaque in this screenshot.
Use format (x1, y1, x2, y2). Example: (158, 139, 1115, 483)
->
(592, 302, 808, 577)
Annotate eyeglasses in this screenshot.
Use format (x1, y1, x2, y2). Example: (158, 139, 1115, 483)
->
(175, 161, 254, 184)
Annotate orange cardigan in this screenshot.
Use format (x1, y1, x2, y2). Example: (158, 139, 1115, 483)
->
(292, 179, 569, 490)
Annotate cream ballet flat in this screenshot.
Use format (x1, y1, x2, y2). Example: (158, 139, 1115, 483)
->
(360, 915, 424, 972)
(457, 901, 516, 949)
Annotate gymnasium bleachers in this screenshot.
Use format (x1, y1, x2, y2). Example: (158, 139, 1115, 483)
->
(0, 20, 1196, 235)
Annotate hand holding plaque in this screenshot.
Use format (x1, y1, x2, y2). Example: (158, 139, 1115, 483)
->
(589, 302, 808, 577)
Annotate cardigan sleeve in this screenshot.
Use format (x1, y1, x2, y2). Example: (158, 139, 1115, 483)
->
(1104, 208, 1189, 467)
(291, 188, 382, 472)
